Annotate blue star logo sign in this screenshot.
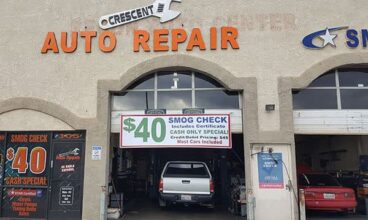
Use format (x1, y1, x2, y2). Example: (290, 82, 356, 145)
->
(302, 26, 348, 49)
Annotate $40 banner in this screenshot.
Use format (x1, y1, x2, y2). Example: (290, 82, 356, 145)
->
(123, 117, 166, 142)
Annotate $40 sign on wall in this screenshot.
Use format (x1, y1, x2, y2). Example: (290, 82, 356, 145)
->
(6, 147, 47, 174)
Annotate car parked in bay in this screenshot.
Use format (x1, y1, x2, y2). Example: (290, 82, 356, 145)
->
(298, 173, 357, 213)
(158, 161, 215, 208)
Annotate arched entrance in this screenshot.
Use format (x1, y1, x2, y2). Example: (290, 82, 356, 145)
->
(107, 69, 247, 219)
(292, 66, 368, 219)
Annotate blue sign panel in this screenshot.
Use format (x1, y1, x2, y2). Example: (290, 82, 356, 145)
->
(302, 26, 368, 49)
(258, 153, 284, 189)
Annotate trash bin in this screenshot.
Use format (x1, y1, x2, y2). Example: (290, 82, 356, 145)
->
(109, 193, 124, 215)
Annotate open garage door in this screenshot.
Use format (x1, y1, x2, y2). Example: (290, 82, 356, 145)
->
(295, 135, 368, 220)
(108, 133, 246, 220)
(107, 70, 247, 219)
(293, 67, 368, 219)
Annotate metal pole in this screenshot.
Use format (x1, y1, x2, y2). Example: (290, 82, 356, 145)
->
(299, 189, 306, 220)
(247, 193, 255, 220)
(100, 186, 107, 220)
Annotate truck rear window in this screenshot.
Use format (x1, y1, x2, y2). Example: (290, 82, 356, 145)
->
(163, 163, 210, 178)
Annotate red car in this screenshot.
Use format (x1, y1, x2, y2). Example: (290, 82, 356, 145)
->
(298, 173, 357, 213)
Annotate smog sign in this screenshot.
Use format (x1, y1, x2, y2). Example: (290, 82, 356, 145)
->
(121, 114, 231, 148)
(2, 132, 50, 219)
(4, 133, 50, 187)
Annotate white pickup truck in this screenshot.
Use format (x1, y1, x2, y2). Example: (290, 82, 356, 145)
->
(158, 161, 214, 208)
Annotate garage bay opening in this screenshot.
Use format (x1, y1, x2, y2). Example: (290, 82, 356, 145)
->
(293, 67, 368, 220)
(108, 71, 246, 219)
(295, 135, 368, 219)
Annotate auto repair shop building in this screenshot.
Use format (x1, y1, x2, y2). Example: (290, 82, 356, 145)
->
(1, 0, 368, 220)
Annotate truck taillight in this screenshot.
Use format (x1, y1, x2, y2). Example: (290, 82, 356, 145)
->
(210, 180, 214, 193)
(159, 179, 163, 192)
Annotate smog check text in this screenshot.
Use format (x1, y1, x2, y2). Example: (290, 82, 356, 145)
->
(168, 116, 229, 145)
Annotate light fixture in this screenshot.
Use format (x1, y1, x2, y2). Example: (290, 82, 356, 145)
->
(265, 104, 275, 112)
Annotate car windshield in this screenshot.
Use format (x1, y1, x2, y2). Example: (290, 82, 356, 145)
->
(163, 162, 210, 178)
(305, 174, 341, 187)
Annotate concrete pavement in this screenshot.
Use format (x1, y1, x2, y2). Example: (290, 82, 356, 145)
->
(307, 211, 367, 220)
(119, 198, 245, 220)
(112, 198, 368, 220)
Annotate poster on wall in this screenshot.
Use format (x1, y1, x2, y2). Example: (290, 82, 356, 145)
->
(49, 180, 82, 211)
(52, 142, 83, 180)
(1, 187, 48, 218)
(4, 132, 50, 187)
(2, 132, 50, 218)
(257, 153, 284, 189)
(91, 146, 102, 160)
(48, 131, 85, 220)
(0, 131, 85, 219)
(121, 114, 231, 148)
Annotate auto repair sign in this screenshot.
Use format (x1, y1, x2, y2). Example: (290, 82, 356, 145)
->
(120, 114, 231, 148)
(40, 0, 239, 54)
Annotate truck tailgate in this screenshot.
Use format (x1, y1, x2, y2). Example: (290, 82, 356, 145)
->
(163, 177, 210, 195)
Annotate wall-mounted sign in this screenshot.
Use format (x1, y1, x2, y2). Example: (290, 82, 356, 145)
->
(1, 132, 51, 219)
(0, 131, 85, 219)
(99, 0, 182, 30)
(91, 146, 102, 160)
(1, 188, 48, 218)
(40, 1, 239, 53)
(121, 114, 231, 148)
(48, 132, 85, 219)
(4, 133, 50, 187)
(40, 27, 239, 53)
(302, 26, 368, 49)
(257, 153, 284, 189)
(52, 142, 83, 180)
(49, 180, 83, 217)
(59, 186, 74, 205)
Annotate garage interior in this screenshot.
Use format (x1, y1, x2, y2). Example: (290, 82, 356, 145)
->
(107, 133, 246, 219)
(106, 71, 245, 219)
(295, 135, 368, 219)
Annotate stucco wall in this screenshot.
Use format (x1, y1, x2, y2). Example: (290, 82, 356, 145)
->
(1, 0, 367, 131)
(0, 109, 74, 130)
